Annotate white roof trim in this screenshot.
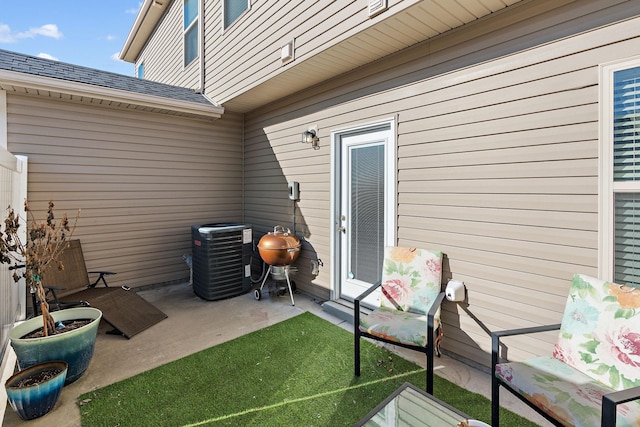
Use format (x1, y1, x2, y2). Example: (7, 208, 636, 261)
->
(0, 69, 224, 119)
(120, 0, 169, 63)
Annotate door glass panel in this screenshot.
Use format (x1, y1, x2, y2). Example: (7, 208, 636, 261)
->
(349, 144, 384, 284)
(337, 122, 394, 303)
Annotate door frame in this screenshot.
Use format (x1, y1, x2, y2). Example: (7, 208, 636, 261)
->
(329, 117, 397, 301)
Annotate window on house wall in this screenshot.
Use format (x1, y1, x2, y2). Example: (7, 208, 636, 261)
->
(136, 62, 144, 79)
(602, 59, 640, 288)
(184, 0, 199, 66)
(224, 0, 249, 29)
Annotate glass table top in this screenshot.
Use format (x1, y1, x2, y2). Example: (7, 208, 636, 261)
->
(356, 382, 479, 427)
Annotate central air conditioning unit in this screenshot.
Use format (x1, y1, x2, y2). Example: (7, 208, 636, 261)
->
(191, 223, 252, 301)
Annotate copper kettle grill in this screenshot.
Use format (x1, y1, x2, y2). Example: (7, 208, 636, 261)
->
(255, 226, 300, 305)
(256, 225, 301, 267)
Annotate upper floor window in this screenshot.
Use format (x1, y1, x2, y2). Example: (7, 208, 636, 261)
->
(184, 0, 199, 66)
(224, 0, 249, 29)
(601, 58, 640, 288)
(136, 62, 144, 79)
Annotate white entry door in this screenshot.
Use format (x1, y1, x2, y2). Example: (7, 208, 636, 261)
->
(334, 121, 395, 304)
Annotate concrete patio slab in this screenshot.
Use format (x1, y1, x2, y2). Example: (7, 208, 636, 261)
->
(2, 282, 551, 426)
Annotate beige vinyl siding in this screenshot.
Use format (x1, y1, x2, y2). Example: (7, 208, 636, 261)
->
(243, 2, 639, 367)
(204, 0, 361, 101)
(196, 0, 334, 100)
(137, 1, 200, 89)
(137, 0, 526, 109)
(7, 95, 243, 290)
(205, 0, 460, 105)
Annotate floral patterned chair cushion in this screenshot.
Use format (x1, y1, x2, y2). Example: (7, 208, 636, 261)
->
(359, 247, 443, 348)
(554, 274, 640, 390)
(496, 356, 640, 426)
(494, 274, 640, 426)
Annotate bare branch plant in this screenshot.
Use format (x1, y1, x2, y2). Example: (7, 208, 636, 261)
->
(0, 201, 80, 336)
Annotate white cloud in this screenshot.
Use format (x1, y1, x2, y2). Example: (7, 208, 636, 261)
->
(111, 52, 124, 62)
(0, 24, 16, 42)
(106, 34, 117, 41)
(0, 23, 63, 43)
(26, 24, 63, 39)
(37, 53, 58, 61)
(126, 3, 143, 14)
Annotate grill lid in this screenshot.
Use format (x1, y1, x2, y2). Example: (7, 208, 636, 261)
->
(257, 226, 301, 266)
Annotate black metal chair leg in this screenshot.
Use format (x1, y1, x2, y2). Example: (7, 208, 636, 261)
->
(426, 337, 434, 394)
(354, 299, 361, 376)
(492, 375, 500, 426)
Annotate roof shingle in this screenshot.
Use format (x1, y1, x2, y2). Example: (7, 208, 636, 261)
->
(0, 49, 214, 106)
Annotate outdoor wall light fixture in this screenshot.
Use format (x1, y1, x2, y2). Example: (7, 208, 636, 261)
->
(302, 127, 320, 150)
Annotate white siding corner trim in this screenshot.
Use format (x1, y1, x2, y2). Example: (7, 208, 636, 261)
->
(0, 90, 6, 150)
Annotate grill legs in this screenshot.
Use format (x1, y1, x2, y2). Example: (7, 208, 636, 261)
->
(256, 265, 295, 306)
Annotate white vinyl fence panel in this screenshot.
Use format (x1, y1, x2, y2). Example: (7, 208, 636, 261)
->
(0, 152, 27, 370)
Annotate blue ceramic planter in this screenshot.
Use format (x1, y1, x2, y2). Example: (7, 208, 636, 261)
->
(4, 360, 68, 420)
(9, 307, 102, 385)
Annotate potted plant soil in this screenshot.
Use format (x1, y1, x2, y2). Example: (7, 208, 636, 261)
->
(9, 306, 102, 384)
(1, 201, 102, 418)
(4, 360, 68, 420)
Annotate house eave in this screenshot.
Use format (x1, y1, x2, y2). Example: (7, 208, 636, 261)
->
(120, 0, 170, 63)
(221, 0, 532, 113)
(0, 69, 224, 120)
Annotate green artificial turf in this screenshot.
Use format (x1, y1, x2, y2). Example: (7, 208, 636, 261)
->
(79, 312, 538, 426)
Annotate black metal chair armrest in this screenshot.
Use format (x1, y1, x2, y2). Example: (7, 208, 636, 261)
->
(354, 281, 381, 333)
(491, 323, 563, 426)
(492, 323, 562, 340)
(428, 292, 446, 327)
(605, 385, 640, 404)
(32, 286, 69, 316)
(355, 280, 383, 303)
(32, 285, 66, 314)
(89, 271, 116, 287)
(602, 385, 640, 425)
(492, 324, 561, 367)
(43, 285, 65, 306)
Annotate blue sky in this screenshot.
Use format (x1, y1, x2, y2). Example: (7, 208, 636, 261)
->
(0, 2, 142, 76)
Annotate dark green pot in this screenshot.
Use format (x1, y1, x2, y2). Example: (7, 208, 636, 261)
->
(4, 360, 68, 420)
(9, 307, 102, 385)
